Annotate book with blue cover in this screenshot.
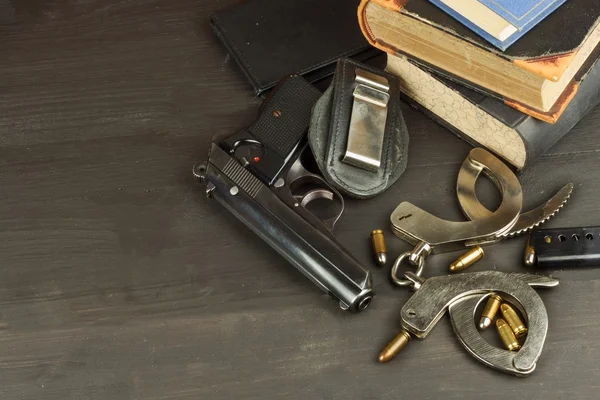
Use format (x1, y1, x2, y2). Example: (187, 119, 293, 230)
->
(429, 0, 568, 50)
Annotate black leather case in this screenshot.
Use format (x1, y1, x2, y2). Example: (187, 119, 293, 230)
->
(309, 58, 409, 199)
(210, 0, 380, 96)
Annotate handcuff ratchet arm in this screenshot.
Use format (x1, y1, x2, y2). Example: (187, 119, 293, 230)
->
(391, 148, 523, 254)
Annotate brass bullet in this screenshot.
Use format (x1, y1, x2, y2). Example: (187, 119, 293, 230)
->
(496, 318, 521, 351)
(449, 246, 484, 272)
(378, 330, 411, 363)
(524, 236, 537, 267)
(500, 303, 528, 338)
(370, 229, 387, 266)
(479, 294, 502, 330)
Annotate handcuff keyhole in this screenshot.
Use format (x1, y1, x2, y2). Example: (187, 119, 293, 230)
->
(407, 309, 417, 317)
(397, 214, 412, 222)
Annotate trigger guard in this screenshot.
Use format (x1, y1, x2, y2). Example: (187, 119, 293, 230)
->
(299, 188, 335, 206)
(298, 188, 343, 231)
(285, 152, 345, 232)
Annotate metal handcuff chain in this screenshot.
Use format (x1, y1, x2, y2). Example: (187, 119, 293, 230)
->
(391, 253, 423, 287)
(391, 243, 429, 287)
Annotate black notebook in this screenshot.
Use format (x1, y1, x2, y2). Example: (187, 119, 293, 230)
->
(211, 0, 380, 96)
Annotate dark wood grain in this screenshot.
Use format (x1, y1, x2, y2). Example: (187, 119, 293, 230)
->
(1, 1, 600, 399)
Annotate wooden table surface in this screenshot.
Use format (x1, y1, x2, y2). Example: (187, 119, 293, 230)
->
(2, 1, 600, 399)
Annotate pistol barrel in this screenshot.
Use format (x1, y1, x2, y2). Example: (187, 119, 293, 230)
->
(200, 144, 374, 312)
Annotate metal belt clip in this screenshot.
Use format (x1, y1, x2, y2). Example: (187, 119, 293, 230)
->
(342, 69, 390, 172)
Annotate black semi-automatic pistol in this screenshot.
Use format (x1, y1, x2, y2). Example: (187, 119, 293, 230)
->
(193, 75, 374, 312)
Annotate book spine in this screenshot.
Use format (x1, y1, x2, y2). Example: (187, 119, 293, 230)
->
(358, 0, 445, 57)
(357, 0, 374, 42)
(517, 56, 600, 164)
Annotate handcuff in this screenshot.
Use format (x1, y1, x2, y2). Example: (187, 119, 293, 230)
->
(384, 148, 572, 376)
(393, 271, 558, 376)
(390, 148, 572, 287)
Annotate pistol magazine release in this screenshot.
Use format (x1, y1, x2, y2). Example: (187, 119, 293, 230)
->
(194, 76, 374, 313)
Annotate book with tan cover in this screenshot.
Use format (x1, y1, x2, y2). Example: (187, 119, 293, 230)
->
(386, 51, 600, 170)
(358, 0, 600, 123)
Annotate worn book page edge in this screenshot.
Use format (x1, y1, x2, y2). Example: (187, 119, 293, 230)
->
(365, 2, 545, 109)
(386, 53, 526, 169)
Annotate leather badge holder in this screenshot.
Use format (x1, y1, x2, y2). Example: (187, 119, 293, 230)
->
(308, 58, 409, 199)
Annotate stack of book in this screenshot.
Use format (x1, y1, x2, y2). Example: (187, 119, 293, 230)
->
(358, 0, 600, 170)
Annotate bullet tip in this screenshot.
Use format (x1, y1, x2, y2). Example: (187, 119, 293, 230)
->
(376, 253, 387, 265)
(378, 353, 390, 363)
(479, 317, 492, 330)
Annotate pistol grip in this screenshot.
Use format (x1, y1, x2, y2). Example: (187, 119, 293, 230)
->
(220, 76, 321, 185)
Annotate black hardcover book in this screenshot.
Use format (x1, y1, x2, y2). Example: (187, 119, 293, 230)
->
(386, 52, 600, 171)
(211, 0, 380, 96)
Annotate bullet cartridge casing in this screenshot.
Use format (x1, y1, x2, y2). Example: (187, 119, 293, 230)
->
(501, 303, 528, 338)
(370, 230, 387, 266)
(479, 294, 502, 330)
(449, 246, 484, 272)
(378, 330, 411, 363)
(496, 318, 521, 351)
